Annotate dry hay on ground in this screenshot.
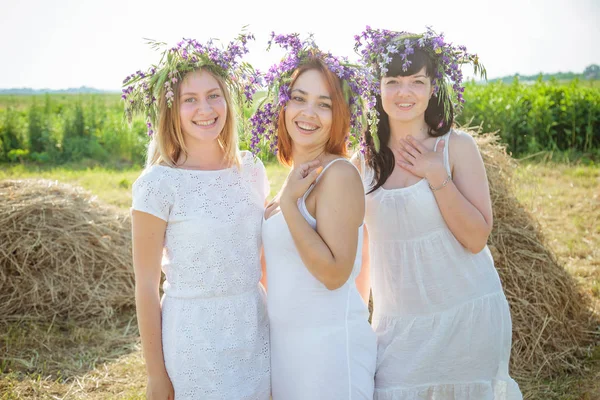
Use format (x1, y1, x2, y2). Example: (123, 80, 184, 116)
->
(475, 131, 596, 380)
(0, 179, 134, 323)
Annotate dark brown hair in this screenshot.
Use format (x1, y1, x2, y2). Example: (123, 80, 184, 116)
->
(365, 49, 454, 193)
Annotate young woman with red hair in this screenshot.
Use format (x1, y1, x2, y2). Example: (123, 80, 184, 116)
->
(254, 35, 377, 400)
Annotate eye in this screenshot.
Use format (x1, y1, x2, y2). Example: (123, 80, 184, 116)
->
(319, 102, 332, 109)
(184, 97, 196, 103)
(385, 79, 398, 85)
(208, 93, 220, 99)
(292, 96, 305, 102)
(414, 80, 425, 85)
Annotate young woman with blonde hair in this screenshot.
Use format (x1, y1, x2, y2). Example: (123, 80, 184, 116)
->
(126, 34, 270, 400)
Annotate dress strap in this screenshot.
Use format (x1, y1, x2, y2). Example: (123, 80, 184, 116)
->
(434, 131, 452, 177)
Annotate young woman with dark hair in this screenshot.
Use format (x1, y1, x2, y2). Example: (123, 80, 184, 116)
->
(354, 28, 522, 400)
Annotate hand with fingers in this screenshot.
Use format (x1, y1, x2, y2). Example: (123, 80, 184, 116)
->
(281, 159, 323, 205)
(394, 136, 449, 187)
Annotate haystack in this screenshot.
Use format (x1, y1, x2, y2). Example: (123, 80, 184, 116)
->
(477, 131, 595, 380)
(0, 179, 134, 323)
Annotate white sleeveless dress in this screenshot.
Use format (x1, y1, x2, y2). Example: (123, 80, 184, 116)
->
(262, 159, 377, 400)
(131, 151, 271, 400)
(361, 131, 522, 400)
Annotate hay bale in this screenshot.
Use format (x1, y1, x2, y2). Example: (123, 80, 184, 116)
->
(476, 131, 594, 380)
(0, 179, 134, 323)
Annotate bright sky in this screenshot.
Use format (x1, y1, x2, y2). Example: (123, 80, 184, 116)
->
(2, 0, 598, 90)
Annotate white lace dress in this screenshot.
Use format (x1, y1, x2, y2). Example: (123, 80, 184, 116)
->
(132, 151, 271, 400)
(361, 132, 522, 400)
(263, 159, 377, 400)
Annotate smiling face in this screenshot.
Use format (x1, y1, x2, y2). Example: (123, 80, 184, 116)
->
(283, 68, 333, 151)
(380, 66, 433, 124)
(178, 69, 227, 144)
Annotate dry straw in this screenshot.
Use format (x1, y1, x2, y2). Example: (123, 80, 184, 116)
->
(0, 179, 134, 323)
(476, 130, 596, 381)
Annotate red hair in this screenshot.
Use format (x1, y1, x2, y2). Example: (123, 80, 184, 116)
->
(276, 58, 350, 166)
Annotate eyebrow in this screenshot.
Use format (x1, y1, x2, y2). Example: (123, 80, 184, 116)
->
(291, 88, 331, 100)
(180, 87, 222, 97)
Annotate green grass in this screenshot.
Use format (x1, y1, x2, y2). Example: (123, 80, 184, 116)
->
(0, 161, 289, 208)
(0, 163, 141, 209)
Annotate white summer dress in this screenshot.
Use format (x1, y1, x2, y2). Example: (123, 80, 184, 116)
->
(131, 151, 271, 400)
(361, 131, 522, 400)
(262, 159, 377, 400)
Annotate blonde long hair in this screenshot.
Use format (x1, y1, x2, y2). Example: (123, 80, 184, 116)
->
(146, 67, 240, 169)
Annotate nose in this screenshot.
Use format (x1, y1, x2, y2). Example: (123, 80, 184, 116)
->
(195, 98, 212, 115)
(299, 101, 318, 119)
(394, 82, 412, 96)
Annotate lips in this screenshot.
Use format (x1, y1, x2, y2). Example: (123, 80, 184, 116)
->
(193, 117, 217, 127)
(395, 102, 415, 110)
(295, 121, 320, 133)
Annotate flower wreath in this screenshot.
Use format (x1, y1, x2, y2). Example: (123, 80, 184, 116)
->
(122, 32, 261, 136)
(354, 26, 486, 151)
(249, 32, 372, 154)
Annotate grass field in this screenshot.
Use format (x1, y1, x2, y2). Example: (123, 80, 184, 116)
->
(0, 160, 598, 399)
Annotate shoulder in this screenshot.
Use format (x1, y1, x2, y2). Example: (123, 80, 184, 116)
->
(239, 150, 268, 179)
(449, 129, 479, 151)
(132, 165, 177, 194)
(315, 159, 365, 223)
(239, 150, 266, 169)
(131, 165, 177, 219)
(447, 129, 485, 173)
(134, 165, 173, 185)
(318, 159, 363, 195)
(238, 150, 270, 199)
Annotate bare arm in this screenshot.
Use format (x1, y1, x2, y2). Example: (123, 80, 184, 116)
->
(429, 133, 492, 253)
(280, 162, 365, 290)
(132, 210, 173, 398)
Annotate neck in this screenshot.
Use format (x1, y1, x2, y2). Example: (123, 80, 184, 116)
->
(178, 138, 228, 170)
(291, 143, 329, 167)
(388, 118, 430, 147)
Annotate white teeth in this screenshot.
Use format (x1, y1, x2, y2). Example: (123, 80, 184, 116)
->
(193, 118, 216, 126)
(296, 121, 318, 131)
(397, 103, 413, 107)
